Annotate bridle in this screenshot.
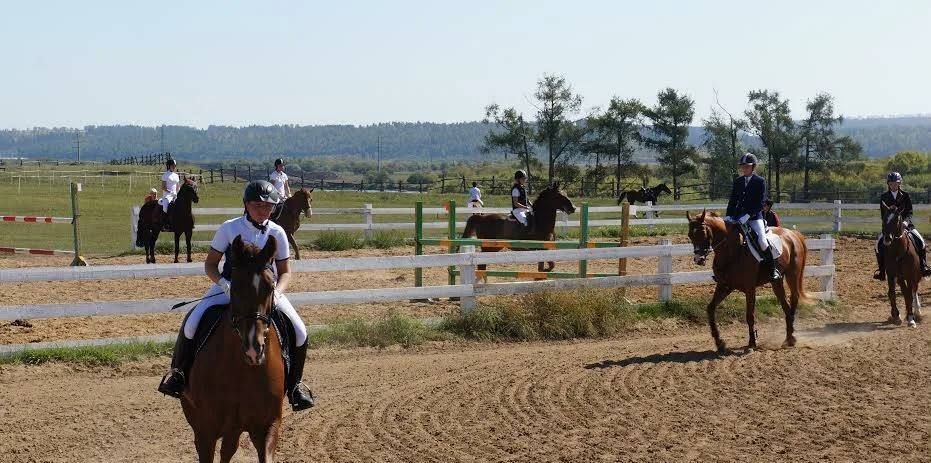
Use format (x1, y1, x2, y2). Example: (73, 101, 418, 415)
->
(691, 220, 728, 259)
(229, 265, 274, 345)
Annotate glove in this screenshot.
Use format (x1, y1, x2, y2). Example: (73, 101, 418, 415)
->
(217, 278, 232, 296)
(738, 214, 750, 224)
(724, 216, 736, 224)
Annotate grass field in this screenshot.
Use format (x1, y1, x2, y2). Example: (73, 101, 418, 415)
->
(0, 164, 891, 257)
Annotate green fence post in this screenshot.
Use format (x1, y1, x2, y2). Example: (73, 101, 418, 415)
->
(579, 203, 589, 277)
(415, 201, 423, 287)
(447, 200, 457, 286)
(70, 182, 87, 266)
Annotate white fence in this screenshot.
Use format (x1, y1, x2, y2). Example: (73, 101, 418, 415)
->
(0, 236, 835, 321)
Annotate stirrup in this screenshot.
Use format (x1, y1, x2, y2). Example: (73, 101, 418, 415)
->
(157, 369, 186, 399)
(290, 383, 315, 411)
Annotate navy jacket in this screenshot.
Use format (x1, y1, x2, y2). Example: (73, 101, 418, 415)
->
(879, 189, 913, 224)
(725, 174, 766, 220)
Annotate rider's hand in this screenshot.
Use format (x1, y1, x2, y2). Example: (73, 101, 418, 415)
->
(724, 216, 735, 224)
(738, 214, 750, 224)
(217, 278, 232, 296)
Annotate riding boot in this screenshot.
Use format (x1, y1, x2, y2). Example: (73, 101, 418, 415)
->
(873, 245, 886, 281)
(161, 208, 172, 232)
(157, 329, 195, 399)
(765, 247, 782, 282)
(287, 342, 315, 411)
(918, 243, 931, 277)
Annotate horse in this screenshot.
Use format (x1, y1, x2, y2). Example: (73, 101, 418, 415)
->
(138, 201, 163, 264)
(270, 187, 314, 260)
(461, 182, 576, 275)
(880, 201, 923, 328)
(181, 235, 286, 463)
(169, 179, 199, 263)
(617, 183, 672, 205)
(686, 210, 809, 353)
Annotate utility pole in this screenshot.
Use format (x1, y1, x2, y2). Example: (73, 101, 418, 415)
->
(377, 134, 381, 173)
(73, 131, 81, 163)
(159, 125, 165, 153)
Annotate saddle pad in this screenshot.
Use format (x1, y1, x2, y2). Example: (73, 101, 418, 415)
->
(193, 304, 293, 377)
(746, 230, 784, 263)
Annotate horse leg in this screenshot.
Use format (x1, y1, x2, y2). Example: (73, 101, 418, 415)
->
(185, 230, 193, 263)
(194, 434, 217, 463)
(771, 279, 796, 347)
(287, 232, 300, 260)
(707, 283, 733, 353)
(900, 279, 917, 328)
(219, 432, 241, 463)
(887, 276, 901, 324)
(249, 425, 279, 463)
(914, 289, 923, 322)
(174, 232, 181, 264)
(744, 290, 757, 350)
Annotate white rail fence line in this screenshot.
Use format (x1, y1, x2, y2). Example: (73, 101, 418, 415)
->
(0, 236, 835, 321)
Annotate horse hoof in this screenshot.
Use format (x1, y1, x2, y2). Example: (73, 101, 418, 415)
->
(187, 259, 193, 263)
(908, 318, 918, 328)
(715, 339, 727, 354)
(888, 316, 903, 325)
(783, 336, 797, 348)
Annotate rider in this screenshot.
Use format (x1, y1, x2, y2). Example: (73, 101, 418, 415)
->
(725, 153, 781, 282)
(159, 159, 180, 231)
(511, 170, 532, 230)
(468, 181, 484, 208)
(157, 180, 315, 411)
(873, 171, 931, 280)
(269, 158, 291, 220)
(763, 200, 781, 227)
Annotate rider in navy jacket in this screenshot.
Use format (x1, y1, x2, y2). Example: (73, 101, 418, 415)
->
(725, 153, 781, 281)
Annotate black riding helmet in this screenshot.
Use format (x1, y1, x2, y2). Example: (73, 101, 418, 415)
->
(738, 153, 758, 165)
(514, 169, 527, 180)
(887, 172, 903, 183)
(243, 180, 281, 204)
(166, 158, 177, 169)
(274, 158, 284, 167)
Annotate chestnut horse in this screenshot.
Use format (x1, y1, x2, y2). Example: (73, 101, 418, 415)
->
(181, 236, 285, 462)
(170, 179, 199, 263)
(461, 183, 576, 274)
(686, 210, 809, 353)
(880, 201, 923, 328)
(271, 187, 313, 260)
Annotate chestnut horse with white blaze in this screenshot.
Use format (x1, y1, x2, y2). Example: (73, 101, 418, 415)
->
(880, 200, 923, 328)
(686, 210, 809, 352)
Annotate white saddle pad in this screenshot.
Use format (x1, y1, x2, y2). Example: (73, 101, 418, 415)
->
(747, 229, 783, 263)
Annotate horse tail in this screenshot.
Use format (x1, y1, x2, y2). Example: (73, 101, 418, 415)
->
(792, 230, 812, 304)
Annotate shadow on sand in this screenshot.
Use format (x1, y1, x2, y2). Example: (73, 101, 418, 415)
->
(584, 348, 749, 370)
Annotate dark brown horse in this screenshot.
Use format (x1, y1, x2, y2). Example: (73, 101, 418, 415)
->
(181, 235, 285, 463)
(138, 201, 163, 264)
(170, 179, 199, 263)
(271, 187, 313, 260)
(462, 182, 575, 274)
(617, 183, 672, 205)
(880, 201, 922, 327)
(686, 210, 809, 352)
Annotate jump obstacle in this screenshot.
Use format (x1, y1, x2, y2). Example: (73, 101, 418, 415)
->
(0, 182, 87, 266)
(414, 200, 633, 287)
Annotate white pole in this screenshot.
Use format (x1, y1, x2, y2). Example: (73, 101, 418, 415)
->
(833, 200, 842, 233)
(820, 233, 835, 300)
(363, 203, 374, 240)
(657, 238, 673, 302)
(459, 245, 477, 313)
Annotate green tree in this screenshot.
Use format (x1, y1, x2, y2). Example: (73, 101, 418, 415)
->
(800, 93, 842, 198)
(584, 97, 645, 196)
(482, 105, 537, 182)
(745, 90, 797, 200)
(643, 88, 698, 199)
(532, 74, 589, 183)
(702, 106, 746, 199)
(886, 150, 927, 175)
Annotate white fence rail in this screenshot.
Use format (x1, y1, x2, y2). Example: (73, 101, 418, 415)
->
(0, 236, 835, 321)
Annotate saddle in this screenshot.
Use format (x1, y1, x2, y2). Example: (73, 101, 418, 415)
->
(738, 224, 783, 263)
(193, 304, 294, 378)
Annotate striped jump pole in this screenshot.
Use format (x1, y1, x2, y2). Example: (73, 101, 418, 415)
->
(1, 215, 72, 224)
(0, 247, 75, 256)
(0, 181, 86, 265)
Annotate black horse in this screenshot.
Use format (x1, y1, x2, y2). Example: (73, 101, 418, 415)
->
(617, 183, 672, 205)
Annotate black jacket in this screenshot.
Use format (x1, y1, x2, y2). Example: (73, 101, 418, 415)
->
(725, 174, 766, 220)
(880, 189, 913, 223)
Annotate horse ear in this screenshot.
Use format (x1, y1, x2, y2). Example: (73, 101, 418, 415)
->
(260, 235, 277, 264)
(700, 208, 706, 221)
(231, 236, 245, 263)
(308, 187, 315, 193)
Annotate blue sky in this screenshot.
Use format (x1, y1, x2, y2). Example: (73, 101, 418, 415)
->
(2, 0, 929, 128)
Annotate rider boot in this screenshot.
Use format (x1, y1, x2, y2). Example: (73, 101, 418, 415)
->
(918, 241, 931, 277)
(765, 247, 782, 282)
(287, 341, 315, 411)
(157, 328, 195, 399)
(161, 206, 173, 232)
(873, 244, 886, 281)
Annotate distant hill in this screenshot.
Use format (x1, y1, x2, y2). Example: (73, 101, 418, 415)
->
(1, 116, 928, 162)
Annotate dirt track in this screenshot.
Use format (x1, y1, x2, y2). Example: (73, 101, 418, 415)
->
(1, 236, 930, 462)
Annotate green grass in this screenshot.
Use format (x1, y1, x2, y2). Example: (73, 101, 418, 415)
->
(366, 229, 408, 249)
(314, 231, 364, 251)
(0, 341, 173, 367)
(309, 312, 449, 348)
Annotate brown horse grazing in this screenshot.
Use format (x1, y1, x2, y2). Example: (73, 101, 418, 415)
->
(271, 187, 313, 260)
(686, 210, 809, 353)
(170, 179, 199, 263)
(462, 182, 575, 274)
(880, 201, 923, 328)
(181, 235, 285, 463)
(617, 183, 672, 205)
(138, 201, 163, 264)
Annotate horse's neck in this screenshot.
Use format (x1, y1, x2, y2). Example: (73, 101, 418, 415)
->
(533, 207, 558, 234)
(711, 227, 741, 266)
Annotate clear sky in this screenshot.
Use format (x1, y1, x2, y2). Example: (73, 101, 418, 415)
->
(2, 0, 929, 129)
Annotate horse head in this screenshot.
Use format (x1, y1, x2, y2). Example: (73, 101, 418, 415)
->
(179, 179, 199, 204)
(656, 183, 672, 195)
(227, 235, 278, 366)
(881, 200, 905, 247)
(534, 182, 576, 215)
(295, 188, 314, 219)
(686, 209, 725, 266)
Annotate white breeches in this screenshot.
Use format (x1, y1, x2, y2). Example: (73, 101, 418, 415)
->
(877, 228, 925, 252)
(182, 283, 308, 346)
(159, 193, 176, 213)
(748, 219, 768, 251)
(513, 207, 530, 225)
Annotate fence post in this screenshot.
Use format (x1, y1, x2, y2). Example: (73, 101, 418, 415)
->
(363, 203, 374, 240)
(414, 201, 423, 288)
(833, 200, 843, 233)
(220, 168, 224, 183)
(69, 182, 87, 266)
(233, 167, 237, 182)
(447, 200, 457, 287)
(459, 245, 477, 313)
(646, 200, 655, 233)
(820, 233, 835, 300)
(657, 238, 672, 302)
(619, 201, 630, 299)
(579, 203, 589, 277)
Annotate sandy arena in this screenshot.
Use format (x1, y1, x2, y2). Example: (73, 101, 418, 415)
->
(1, 236, 929, 462)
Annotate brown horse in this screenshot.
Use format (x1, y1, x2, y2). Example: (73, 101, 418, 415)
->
(271, 187, 313, 260)
(181, 235, 285, 463)
(170, 179, 199, 263)
(686, 210, 809, 353)
(138, 201, 163, 264)
(462, 182, 575, 274)
(880, 201, 923, 328)
(617, 183, 672, 205)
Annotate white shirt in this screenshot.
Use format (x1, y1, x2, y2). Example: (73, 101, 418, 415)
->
(162, 171, 180, 195)
(891, 190, 899, 199)
(210, 215, 290, 262)
(469, 186, 481, 202)
(269, 170, 289, 198)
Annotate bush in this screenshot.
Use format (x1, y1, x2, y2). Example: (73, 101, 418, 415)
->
(309, 313, 447, 348)
(367, 230, 408, 249)
(314, 231, 363, 251)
